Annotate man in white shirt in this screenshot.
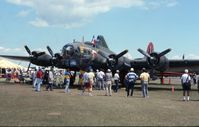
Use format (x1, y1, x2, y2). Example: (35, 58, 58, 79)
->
(96, 69, 105, 90)
(181, 69, 191, 101)
(114, 70, 120, 93)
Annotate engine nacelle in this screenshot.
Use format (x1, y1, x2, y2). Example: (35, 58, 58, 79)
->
(147, 52, 169, 72)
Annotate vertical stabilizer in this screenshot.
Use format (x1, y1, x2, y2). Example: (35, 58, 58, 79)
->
(147, 42, 154, 54)
(96, 35, 109, 49)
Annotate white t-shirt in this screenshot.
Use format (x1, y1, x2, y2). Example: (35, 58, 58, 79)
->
(114, 73, 120, 80)
(97, 71, 105, 80)
(181, 73, 191, 84)
(88, 72, 95, 83)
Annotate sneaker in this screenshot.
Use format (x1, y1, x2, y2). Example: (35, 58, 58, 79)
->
(88, 93, 93, 96)
(183, 96, 186, 101)
(187, 96, 190, 101)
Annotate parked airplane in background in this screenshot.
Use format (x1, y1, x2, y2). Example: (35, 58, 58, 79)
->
(1, 35, 199, 84)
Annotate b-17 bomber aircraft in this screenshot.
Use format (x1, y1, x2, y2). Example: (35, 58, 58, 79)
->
(1, 35, 199, 83)
(0, 35, 131, 74)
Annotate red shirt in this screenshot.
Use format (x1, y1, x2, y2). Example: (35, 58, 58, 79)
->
(36, 70, 43, 78)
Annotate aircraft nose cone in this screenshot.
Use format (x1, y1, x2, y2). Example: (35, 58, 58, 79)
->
(63, 45, 74, 56)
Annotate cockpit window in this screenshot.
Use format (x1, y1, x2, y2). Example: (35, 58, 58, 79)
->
(62, 44, 74, 56)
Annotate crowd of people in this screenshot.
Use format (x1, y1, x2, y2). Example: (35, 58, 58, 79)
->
(3, 68, 27, 83)
(28, 66, 152, 98)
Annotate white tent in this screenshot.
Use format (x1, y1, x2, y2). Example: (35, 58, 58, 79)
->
(0, 59, 26, 69)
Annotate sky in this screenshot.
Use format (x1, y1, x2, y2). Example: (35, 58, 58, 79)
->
(0, 0, 199, 66)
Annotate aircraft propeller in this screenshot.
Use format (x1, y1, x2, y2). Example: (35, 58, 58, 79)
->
(24, 45, 48, 72)
(46, 45, 62, 68)
(46, 46, 56, 68)
(137, 48, 171, 68)
(24, 45, 32, 72)
(98, 49, 128, 70)
(137, 48, 171, 79)
(137, 48, 151, 58)
(47, 46, 54, 57)
(24, 45, 32, 55)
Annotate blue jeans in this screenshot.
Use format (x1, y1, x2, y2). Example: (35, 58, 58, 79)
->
(46, 83, 53, 91)
(64, 79, 70, 93)
(141, 83, 148, 97)
(33, 78, 37, 88)
(35, 78, 42, 91)
(114, 80, 119, 92)
(97, 78, 104, 90)
(126, 81, 135, 96)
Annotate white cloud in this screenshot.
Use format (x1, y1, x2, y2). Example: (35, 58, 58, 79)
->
(17, 10, 30, 17)
(6, 0, 178, 28)
(0, 46, 25, 54)
(142, 0, 178, 10)
(166, 0, 178, 7)
(29, 18, 49, 27)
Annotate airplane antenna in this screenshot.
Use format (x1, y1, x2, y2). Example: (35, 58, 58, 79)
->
(73, 39, 75, 43)
(182, 54, 185, 60)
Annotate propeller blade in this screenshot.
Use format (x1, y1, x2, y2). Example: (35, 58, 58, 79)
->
(137, 48, 151, 58)
(158, 48, 171, 57)
(27, 62, 31, 72)
(24, 45, 32, 55)
(116, 49, 128, 59)
(47, 46, 54, 57)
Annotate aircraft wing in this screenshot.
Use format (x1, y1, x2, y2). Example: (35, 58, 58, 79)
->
(169, 59, 199, 67)
(0, 53, 53, 68)
(131, 58, 199, 73)
(0, 55, 31, 62)
(131, 59, 149, 70)
(167, 59, 199, 73)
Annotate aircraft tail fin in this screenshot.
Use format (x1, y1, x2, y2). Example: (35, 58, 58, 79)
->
(146, 42, 154, 54)
(96, 35, 109, 49)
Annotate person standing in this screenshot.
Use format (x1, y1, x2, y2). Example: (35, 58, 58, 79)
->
(105, 69, 113, 96)
(81, 70, 90, 95)
(87, 69, 95, 96)
(114, 70, 120, 93)
(140, 68, 150, 98)
(35, 68, 43, 92)
(46, 69, 54, 91)
(64, 69, 71, 93)
(125, 68, 138, 97)
(31, 69, 37, 88)
(193, 72, 197, 86)
(81, 70, 94, 96)
(181, 69, 191, 101)
(96, 69, 105, 90)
